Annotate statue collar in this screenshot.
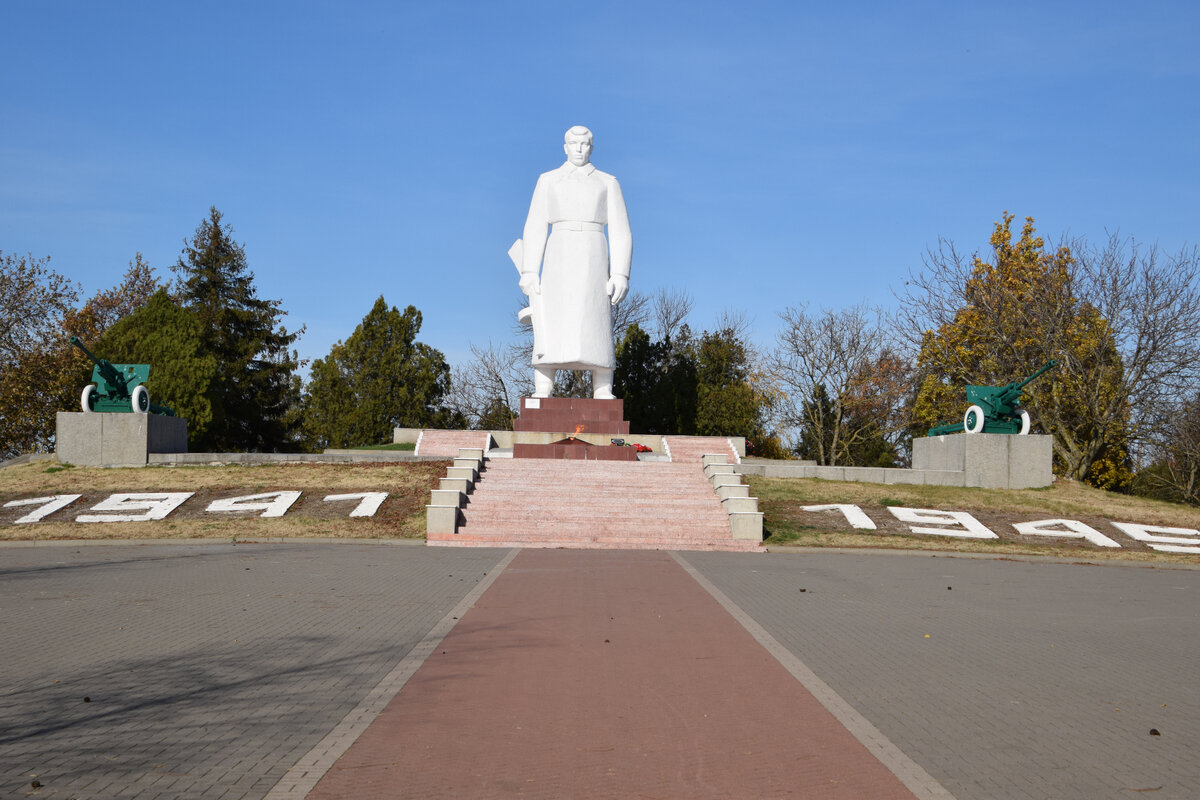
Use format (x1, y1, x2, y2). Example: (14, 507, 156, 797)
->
(561, 162, 597, 177)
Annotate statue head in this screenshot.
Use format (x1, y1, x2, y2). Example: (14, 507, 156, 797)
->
(563, 125, 593, 167)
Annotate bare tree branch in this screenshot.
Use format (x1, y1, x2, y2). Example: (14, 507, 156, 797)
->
(769, 303, 910, 465)
(651, 287, 694, 341)
(446, 340, 533, 429)
(611, 289, 651, 343)
(0, 251, 79, 364)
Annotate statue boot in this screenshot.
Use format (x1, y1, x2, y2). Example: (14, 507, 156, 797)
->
(533, 366, 555, 398)
(593, 368, 615, 400)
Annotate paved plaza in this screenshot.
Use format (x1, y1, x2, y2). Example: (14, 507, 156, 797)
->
(1, 541, 1197, 798)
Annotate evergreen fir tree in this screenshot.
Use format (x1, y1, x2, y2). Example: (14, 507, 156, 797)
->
(96, 289, 218, 447)
(613, 323, 697, 435)
(173, 207, 302, 451)
(302, 297, 456, 449)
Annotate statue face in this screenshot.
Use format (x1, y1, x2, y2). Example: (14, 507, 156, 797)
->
(564, 135, 592, 167)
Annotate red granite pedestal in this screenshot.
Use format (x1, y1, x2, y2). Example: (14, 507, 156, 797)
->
(513, 397, 630, 435)
(512, 397, 638, 461)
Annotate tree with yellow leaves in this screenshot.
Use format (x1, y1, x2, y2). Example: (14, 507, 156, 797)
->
(900, 213, 1200, 490)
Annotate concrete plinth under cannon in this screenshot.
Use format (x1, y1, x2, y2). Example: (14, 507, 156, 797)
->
(56, 412, 188, 467)
(913, 433, 1053, 490)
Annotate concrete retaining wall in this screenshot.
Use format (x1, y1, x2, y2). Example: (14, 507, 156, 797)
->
(736, 434, 1053, 490)
(151, 452, 448, 466)
(736, 462, 967, 487)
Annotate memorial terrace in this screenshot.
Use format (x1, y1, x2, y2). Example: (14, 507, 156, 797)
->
(0, 461, 1197, 563)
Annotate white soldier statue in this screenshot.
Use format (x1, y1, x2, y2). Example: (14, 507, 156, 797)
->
(509, 125, 632, 399)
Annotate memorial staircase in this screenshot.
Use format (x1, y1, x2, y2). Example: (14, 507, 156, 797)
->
(415, 429, 493, 457)
(426, 451, 761, 552)
(662, 436, 742, 465)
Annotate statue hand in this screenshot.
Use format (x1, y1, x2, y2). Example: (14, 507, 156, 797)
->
(519, 273, 540, 296)
(606, 275, 628, 305)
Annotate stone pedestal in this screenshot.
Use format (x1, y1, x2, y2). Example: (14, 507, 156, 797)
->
(511, 397, 637, 460)
(913, 433, 1053, 489)
(513, 397, 630, 435)
(56, 412, 188, 467)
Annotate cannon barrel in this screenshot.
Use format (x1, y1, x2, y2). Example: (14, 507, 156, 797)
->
(69, 336, 129, 394)
(68, 335, 102, 365)
(1014, 359, 1059, 390)
(996, 359, 1059, 404)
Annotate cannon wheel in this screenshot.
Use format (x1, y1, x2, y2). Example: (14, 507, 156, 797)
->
(132, 385, 150, 414)
(964, 404, 986, 434)
(1018, 409, 1031, 435)
(80, 385, 96, 413)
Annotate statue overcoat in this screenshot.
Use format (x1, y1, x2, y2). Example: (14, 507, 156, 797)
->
(520, 161, 632, 370)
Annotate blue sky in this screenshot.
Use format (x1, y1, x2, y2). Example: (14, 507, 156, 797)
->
(3, 1, 1197, 373)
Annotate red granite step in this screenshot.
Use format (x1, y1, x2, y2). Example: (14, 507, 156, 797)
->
(415, 430, 491, 457)
(663, 435, 741, 463)
(430, 536, 760, 552)
(512, 396, 629, 434)
(460, 503, 726, 518)
(461, 507, 729, 528)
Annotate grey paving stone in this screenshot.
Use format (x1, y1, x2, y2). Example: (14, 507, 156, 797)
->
(0, 541, 507, 800)
(682, 550, 1200, 800)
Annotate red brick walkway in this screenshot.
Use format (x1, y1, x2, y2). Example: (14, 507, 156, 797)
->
(306, 550, 917, 799)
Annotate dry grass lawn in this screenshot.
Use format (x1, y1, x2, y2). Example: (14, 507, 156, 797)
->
(752, 475, 1200, 563)
(0, 461, 448, 541)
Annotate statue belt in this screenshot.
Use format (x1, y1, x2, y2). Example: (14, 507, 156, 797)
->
(551, 221, 603, 232)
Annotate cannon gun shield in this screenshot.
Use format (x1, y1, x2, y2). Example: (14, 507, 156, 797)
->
(70, 336, 175, 416)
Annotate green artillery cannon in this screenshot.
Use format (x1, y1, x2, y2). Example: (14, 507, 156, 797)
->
(927, 360, 1058, 436)
(70, 336, 174, 416)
